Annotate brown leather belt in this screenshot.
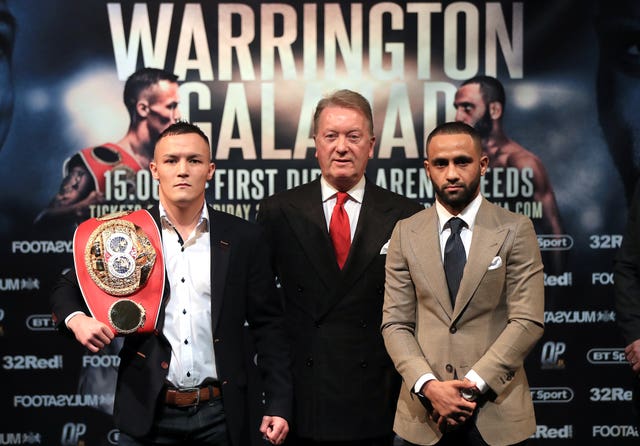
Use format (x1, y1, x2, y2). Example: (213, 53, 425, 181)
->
(164, 384, 221, 407)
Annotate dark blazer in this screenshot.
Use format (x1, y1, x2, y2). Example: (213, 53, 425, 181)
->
(50, 205, 292, 446)
(257, 178, 423, 441)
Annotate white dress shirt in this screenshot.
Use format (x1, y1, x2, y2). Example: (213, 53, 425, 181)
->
(160, 202, 217, 388)
(320, 175, 366, 241)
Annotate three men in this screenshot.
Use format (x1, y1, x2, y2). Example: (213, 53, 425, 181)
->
(51, 122, 291, 445)
(257, 89, 423, 444)
(382, 122, 544, 445)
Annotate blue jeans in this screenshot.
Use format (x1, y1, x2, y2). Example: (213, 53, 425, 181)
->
(118, 397, 229, 446)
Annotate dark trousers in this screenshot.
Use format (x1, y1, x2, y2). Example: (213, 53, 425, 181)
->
(286, 433, 395, 446)
(118, 397, 228, 446)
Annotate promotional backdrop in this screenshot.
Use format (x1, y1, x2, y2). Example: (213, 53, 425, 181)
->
(1, 1, 638, 444)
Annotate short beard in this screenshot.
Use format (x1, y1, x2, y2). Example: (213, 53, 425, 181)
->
(436, 176, 481, 213)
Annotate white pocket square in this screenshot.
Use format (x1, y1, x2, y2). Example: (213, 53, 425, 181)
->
(380, 240, 390, 255)
(488, 256, 502, 270)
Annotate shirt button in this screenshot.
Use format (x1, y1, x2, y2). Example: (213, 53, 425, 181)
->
(181, 278, 185, 283)
(184, 339, 188, 345)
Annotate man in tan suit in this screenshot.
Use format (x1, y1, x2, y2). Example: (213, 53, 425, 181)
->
(381, 122, 544, 446)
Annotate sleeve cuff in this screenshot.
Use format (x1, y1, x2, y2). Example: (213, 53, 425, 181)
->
(414, 373, 437, 394)
(64, 311, 85, 328)
(465, 369, 488, 393)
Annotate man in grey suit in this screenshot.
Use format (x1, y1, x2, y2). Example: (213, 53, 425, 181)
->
(382, 122, 544, 446)
(257, 89, 423, 445)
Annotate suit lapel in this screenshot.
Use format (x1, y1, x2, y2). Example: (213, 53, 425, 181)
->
(453, 200, 510, 320)
(408, 207, 453, 316)
(315, 182, 399, 317)
(281, 180, 339, 291)
(208, 206, 230, 335)
(337, 183, 396, 289)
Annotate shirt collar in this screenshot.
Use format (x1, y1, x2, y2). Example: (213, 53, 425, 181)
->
(159, 201, 210, 233)
(320, 175, 366, 204)
(435, 193, 483, 234)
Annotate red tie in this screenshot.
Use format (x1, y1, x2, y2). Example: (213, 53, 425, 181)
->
(329, 192, 351, 269)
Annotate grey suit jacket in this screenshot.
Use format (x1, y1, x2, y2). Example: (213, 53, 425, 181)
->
(382, 197, 544, 445)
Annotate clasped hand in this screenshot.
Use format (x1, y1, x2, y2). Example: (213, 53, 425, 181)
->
(421, 378, 478, 431)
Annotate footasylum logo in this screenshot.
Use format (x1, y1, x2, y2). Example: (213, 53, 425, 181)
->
(593, 425, 639, 438)
(0, 432, 42, 444)
(11, 240, 73, 254)
(544, 310, 615, 324)
(0, 278, 40, 291)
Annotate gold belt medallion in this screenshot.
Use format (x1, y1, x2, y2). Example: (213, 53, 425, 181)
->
(83, 217, 156, 333)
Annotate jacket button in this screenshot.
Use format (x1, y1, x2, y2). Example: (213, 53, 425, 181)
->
(449, 326, 457, 334)
(360, 361, 368, 368)
(306, 357, 313, 367)
(445, 364, 453, 373)
(360, 320, 367, 328)
(297, 285, 303, 292)
(161, 361, 169, 370)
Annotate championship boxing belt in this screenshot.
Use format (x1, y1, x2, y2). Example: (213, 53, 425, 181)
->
(73, 209, 165, 335)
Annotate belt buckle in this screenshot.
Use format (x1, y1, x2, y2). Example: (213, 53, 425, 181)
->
(178, 387, 200, 407)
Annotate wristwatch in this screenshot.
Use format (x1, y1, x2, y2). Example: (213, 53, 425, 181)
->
(460, 388, 478, 402)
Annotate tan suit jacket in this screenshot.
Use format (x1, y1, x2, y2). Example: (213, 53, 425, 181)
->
(382, 197, 544, 446)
